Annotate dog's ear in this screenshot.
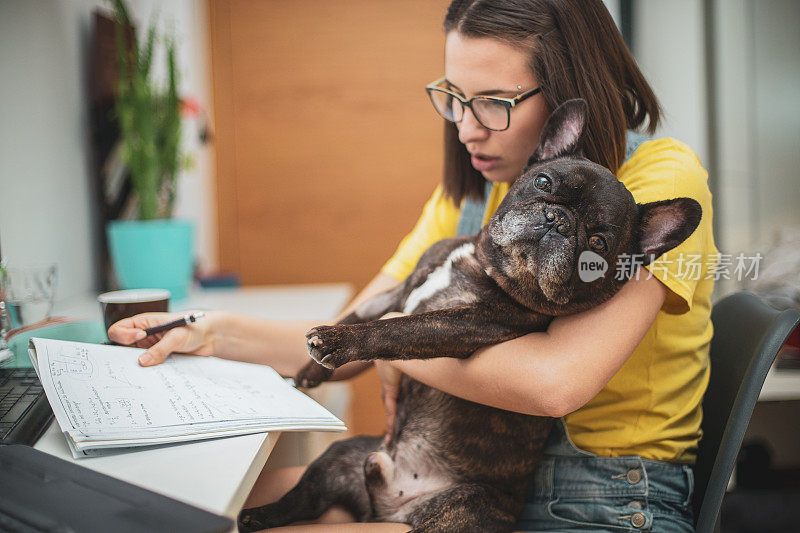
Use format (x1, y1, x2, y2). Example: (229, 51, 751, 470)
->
(637, 197, 702, 264)
(527, 99, 587, 166)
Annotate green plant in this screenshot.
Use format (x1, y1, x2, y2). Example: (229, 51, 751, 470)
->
(112, 0, 181, 220)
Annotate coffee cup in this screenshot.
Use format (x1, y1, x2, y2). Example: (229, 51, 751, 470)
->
(98, 289, 171, 333)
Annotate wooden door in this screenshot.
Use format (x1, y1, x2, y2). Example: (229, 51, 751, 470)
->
(210, 0, 451, 434)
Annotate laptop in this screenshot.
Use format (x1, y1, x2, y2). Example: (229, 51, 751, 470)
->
(0, 367, 54, 446)
(0, 369, 234, 532)
(0, 444, 233, 532)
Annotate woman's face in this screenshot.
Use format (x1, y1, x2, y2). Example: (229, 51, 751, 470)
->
(444, 32, 550, 183)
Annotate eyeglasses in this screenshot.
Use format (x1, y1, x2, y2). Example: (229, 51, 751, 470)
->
(425, 77, 542, 132)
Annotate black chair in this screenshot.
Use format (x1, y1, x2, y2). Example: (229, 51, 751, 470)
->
(693, 291, 800, 532)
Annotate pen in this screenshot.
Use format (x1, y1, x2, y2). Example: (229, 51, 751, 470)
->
(143, 312, 205, 337)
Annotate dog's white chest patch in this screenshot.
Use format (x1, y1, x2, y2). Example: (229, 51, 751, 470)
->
(403, 243, 475, 314)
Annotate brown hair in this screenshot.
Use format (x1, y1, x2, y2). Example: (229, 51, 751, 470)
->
(441, 0, 662, 203)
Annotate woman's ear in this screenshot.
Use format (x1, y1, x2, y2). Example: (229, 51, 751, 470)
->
(527, 99, 587, 165)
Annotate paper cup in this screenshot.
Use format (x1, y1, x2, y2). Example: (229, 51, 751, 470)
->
(98, 289, 171, 333)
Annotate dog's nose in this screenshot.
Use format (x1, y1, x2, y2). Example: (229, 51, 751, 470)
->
(545, 207, 572, 235)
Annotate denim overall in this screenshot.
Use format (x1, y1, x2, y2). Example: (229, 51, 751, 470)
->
(456, 132, 696, 532)
(515, 419, 695, 532)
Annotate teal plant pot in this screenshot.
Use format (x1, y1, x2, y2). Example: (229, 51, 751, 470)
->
(107, 220, 195, 300)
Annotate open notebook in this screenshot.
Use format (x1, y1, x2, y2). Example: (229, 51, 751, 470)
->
(28, 337, 345, 458)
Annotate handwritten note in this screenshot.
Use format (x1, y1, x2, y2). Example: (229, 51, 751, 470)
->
(29, 338, 344, 456)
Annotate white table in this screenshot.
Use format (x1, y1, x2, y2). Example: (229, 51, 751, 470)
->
(34, 283, 353, 519)
(56, 283, 355, 323)
(759, 366, 800, 401)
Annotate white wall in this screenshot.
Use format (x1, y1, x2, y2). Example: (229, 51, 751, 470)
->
(711, 0, 755, 262)
(0, 0, 97, 303)
(710, 0, 800, 297)
(0, 0, 215, 305)
(602, 0, 621, 28)
(633, 0, 708, 165)
(750, 0, 800, 245)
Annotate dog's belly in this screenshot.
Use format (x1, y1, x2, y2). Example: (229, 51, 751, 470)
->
(370, 435, 457, 522)
(367, 378, 553, 523)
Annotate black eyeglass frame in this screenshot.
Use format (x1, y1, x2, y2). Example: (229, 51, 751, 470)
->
(425, 77, 543, 131)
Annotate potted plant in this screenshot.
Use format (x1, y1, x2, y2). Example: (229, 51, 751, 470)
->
(106, 0, 194, 300)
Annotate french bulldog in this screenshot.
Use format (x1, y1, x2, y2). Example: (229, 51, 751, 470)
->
(238, 99, 702, 532)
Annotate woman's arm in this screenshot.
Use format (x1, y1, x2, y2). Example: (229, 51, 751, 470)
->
(109, 272, 400, 377)
(196, 273, 402, 378)
(385, 271, 667, 417)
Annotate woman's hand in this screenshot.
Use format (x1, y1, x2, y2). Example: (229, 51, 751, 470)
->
(107, 311, 220, 366)
(375, 360, 403, 443)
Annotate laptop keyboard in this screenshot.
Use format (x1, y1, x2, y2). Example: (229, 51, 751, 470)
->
(0, 368, 52, 445)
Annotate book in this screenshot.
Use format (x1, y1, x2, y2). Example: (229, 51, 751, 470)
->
(28, 337, 346, 458)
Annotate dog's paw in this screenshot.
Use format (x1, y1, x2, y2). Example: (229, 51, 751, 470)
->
(237, 507, 268, 533)
(238, 502, 296, 531)
(295, 359, 334, 388)
(305, 326, 355, 369)
(364, 451, 394, 488)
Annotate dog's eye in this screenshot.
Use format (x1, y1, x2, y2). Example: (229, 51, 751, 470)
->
(534, 174, 552, 192)
(589, 235, 607, 253)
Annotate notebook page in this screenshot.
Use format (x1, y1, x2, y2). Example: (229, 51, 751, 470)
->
(29, 338, 344, 438)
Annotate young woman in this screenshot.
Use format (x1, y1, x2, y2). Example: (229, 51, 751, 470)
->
(110, 1, 717, 531)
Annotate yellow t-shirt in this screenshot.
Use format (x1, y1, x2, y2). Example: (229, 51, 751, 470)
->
(381, 138, 718, 464)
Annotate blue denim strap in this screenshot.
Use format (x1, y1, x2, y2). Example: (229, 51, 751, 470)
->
(625, 130, 650, 162)
(456, 180, 493, 237)
(543, 418, 595, 457)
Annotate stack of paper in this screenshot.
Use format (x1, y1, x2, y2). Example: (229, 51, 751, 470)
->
(28, 337, 345, 458)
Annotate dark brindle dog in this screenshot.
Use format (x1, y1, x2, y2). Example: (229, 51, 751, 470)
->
(238, 100, 702, 532)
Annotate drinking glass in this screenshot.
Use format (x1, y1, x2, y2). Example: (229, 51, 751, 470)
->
(0, 264, 58, 328)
